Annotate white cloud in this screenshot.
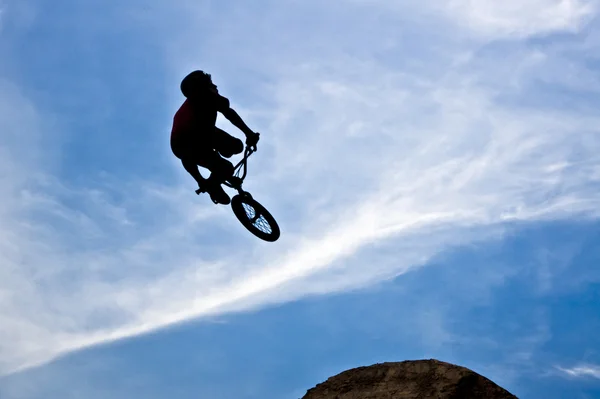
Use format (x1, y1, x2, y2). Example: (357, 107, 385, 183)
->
(349, 0, 597, 39)
(0, 0, 600, 376)
(557, 364, 600, 379)
(442, 0, 597, 38)
(355, 0, 598, 39)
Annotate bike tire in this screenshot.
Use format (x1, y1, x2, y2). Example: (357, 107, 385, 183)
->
(231, 194, 280, 242)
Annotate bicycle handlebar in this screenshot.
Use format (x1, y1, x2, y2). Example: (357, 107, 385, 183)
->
(248, 132, 260, 152)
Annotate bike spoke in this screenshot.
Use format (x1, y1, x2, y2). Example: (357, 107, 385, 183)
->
(254, 216, 272, 234)
(242, 202, 272, 234)
(242, 203, 256, 219)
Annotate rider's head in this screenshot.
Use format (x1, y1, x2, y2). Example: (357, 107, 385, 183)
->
(180, 70, 217, 99)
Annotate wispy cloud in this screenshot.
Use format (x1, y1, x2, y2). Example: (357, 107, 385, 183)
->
(440, 0, 597, 39)
(349, 0, 597, 39)
(0, 0, 599, 375)
(557, 364, 600, 379)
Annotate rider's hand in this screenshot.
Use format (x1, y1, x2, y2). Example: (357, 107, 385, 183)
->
(246, 131, 260, 148)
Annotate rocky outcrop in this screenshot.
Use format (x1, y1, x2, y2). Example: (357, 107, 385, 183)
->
(301, 359, 518, 399)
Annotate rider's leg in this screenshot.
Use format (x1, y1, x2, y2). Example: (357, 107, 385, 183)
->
(173, 130, 237, 205)
(173, 137, 207, 188)
(197, 151, 234, 181)
(196, 150, 235, 205)
(175, 145, 230, 204)
(212, 127, 243, 159)
(181, 158, 206, 187)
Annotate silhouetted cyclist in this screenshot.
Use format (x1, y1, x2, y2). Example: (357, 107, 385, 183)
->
(170, 70, 260, 205)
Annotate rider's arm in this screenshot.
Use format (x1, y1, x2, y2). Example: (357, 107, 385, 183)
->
(217, 95, 255, 137)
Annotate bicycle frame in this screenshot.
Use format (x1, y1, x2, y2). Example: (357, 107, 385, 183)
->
(192, 137, 280, 241)
(223, 145, 256, 192)
(194, 140, 258, 197)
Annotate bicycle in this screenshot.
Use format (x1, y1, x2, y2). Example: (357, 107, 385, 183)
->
(195, 134, 281, 242)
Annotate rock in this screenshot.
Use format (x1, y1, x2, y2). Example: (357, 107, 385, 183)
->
(301, 359, 518, 399)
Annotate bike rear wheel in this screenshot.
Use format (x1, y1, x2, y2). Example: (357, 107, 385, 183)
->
(231, 194, 280, 242)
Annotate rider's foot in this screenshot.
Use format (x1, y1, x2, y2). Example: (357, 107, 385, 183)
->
(196, 177, 208, 193)
(207, 181, 230, 205)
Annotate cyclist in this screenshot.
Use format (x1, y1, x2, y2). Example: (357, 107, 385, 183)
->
(170, 70, 260, 204)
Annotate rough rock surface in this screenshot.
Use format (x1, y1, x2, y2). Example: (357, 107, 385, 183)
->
(301, 359, 518, 399)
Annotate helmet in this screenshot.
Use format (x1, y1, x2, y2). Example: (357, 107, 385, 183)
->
(180, 70, 215, 98)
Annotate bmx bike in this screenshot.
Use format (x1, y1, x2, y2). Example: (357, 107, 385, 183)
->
(195, 134, 280, 242)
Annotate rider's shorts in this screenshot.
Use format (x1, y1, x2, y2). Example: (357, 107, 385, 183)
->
(171, 127, 243, 179)
(171, 126, 242, 161)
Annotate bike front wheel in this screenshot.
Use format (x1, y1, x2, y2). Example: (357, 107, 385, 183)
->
(231, 194, 280, 242)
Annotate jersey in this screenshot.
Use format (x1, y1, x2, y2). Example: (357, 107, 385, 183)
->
(170, 91, 230, 153)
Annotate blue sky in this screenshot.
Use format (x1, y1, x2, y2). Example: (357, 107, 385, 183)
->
(1, 0, 600, 398)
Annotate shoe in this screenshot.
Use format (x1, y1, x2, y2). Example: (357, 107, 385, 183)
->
(207, 182, 231, 205)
